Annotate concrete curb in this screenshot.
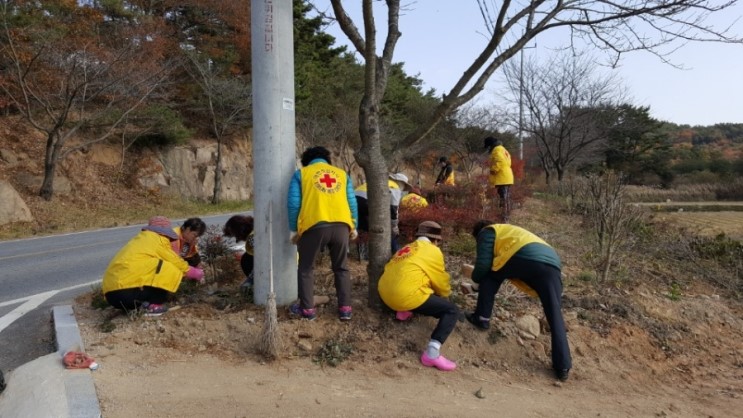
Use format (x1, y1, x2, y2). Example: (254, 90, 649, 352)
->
(0, 305, 101, 418)
(53, 305, 102, 418)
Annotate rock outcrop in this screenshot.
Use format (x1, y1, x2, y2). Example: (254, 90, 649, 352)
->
(0, 180, 34, 225)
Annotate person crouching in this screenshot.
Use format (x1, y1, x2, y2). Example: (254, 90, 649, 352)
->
(378, 221, 459, 371)
(102, 216, 205, 316)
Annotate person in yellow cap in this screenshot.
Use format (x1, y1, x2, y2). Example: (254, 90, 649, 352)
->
(102, 216, 205, 316)
(378, 221, 459, 371)
(465, 220, 571, 381)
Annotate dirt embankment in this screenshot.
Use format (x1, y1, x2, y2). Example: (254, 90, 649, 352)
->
(75, 198, 743, 418)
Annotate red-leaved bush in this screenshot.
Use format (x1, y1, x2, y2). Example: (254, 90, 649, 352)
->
(399, 176, 530, 242)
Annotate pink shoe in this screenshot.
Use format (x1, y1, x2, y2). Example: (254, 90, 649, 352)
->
(420, 352, 457, 371)
(396, 311, 413, 321)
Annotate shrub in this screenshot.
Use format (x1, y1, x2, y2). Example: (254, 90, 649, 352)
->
(198, 225, 243, 284)
(689, 234, 743, 297)
(400, 178, 530, 242)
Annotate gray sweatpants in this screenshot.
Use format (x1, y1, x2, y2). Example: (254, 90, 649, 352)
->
(296, 223, 351, 309)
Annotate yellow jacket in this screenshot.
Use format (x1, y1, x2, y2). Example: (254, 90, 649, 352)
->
(401, 193, 429, 209)
(378, 239, 451, 311)
(488, 145, 514, 186)
(102, 230, 189, 294)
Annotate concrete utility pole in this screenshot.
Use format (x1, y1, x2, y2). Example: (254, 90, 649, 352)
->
(251, 0, 297, 305)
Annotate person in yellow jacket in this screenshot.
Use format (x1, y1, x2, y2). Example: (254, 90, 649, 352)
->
(484, 136, 514, 222)
(378, 221, 459, 372)
(465, 220, 572, 381)
(102, 216, 205, 316)
(287, 146, 359, 321)
(400, 187, 429, 210)
(171, 217, 206, 267)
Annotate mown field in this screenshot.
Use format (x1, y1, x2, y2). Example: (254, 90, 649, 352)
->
(651, 211, 743, 240)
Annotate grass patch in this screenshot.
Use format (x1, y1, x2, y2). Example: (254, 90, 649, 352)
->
(0, 194, 252, 240)
(314, 338, 354, 367)
(90, 285, 109, 310)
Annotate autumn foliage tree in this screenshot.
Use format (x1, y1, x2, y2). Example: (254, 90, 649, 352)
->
(0, 1, 176, 200)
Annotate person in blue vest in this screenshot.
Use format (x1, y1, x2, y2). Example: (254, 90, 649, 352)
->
(287, 146, 359, 321)
(465, 219, 572, 381)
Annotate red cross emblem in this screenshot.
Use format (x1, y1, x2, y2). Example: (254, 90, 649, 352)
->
(319, 173, 337, 188)
(396, 246, 411, 256)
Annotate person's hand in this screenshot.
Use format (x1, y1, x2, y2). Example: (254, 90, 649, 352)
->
(185, 266, 205, 284)
(349, 229, 359, 241)
(290, 232, 300, 245)
(391, 220, 399, 236)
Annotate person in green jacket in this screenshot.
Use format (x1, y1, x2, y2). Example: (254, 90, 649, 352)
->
(378, 221, 459, 372)
(102, 216, 205, 316)
(465, 220, 572, 381)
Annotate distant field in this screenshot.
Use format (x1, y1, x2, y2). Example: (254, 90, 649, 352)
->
(651, 211, 743, 240)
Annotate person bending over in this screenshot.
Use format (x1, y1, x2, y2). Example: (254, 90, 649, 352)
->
(465, 219, 571, 381)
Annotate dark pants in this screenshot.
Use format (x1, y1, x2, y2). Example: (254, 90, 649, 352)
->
(357, 196, 399, 254)
(474, 257, 572, 372)
(105, 286, 170, 311)
(496, 185, 511, 221)
(240, 253, 254, 279)
(297, 224, 351, 309)
(356, 196, 369, 232)
(412, 295, 459, 345)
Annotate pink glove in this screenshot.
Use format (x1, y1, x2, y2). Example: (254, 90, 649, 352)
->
(185, 266, 205, 283)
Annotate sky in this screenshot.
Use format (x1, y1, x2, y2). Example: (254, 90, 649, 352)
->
(311, 1, 743, 127)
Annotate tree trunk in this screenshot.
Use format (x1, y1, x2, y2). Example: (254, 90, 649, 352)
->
(356, 99, 389, 311)
(557, 167, 565, 182)
(212, 137, 223, 204)
(39, 132, 61, 201)
(601, 246, 613, 282)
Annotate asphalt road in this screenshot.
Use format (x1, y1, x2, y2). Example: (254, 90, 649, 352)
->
(0, 213, 244, 374)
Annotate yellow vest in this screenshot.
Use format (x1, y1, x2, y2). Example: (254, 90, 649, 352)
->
(488, 224, 550, 298)
(354, 180, 399, 194)
(171, 226, 199, 259)
(443, 170, 455, 185)
(378, 240, 451, 311)
(102, 231, 189, 294)
(297, 162, 354, 235)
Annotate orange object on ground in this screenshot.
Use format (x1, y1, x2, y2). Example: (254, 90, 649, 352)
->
(63, 351, 96, 369)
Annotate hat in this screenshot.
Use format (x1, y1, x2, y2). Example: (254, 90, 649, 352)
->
(438, 156, 448, 163)
(389, 172, 413, 191)
(142, 215, 179, 240)
(415, 221, 443, 240)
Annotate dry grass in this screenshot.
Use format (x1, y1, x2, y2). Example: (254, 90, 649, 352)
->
(624, 179, 743, 202)
(0, 191, 250, 240)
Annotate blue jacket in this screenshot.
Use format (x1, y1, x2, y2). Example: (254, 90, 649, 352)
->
(287, 158, 358, 232)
